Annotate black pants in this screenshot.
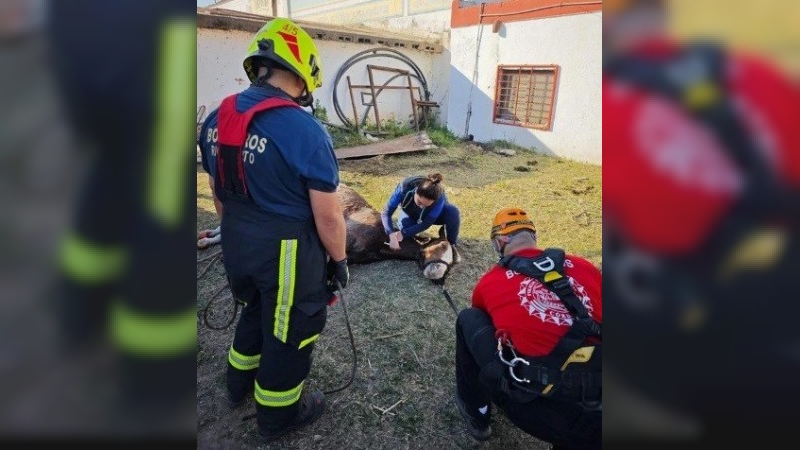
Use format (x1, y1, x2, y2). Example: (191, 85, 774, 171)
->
(456, 308, 601, 450)
(49, 0, 196, 425)
(221, 203, 330, 433)
(399, 202, 461, 246)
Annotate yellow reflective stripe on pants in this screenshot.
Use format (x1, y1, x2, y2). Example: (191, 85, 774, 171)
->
(110, 301, 196, 356)
(298, 334, 319, 350)
(274, 239, 297, 343)
(148, 18, 194, 228)
(228, 345, 261, 371)
(59, 233, 126, 284)
(255, 380, 304, 407)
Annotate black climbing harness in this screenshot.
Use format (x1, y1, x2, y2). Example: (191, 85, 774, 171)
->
(496, 248, 602, 409)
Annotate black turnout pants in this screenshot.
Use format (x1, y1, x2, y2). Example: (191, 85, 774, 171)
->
(221, 203, 330, 433)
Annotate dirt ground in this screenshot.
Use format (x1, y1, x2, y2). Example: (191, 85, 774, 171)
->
(197, 143, 601, 449)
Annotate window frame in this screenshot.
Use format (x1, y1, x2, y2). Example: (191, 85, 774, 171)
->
(492, 64, 560, 130)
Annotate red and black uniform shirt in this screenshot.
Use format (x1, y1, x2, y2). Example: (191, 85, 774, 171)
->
(472, 248, 602, 357)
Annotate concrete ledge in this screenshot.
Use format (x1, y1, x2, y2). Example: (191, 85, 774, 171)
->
(197, 7, 444, 54)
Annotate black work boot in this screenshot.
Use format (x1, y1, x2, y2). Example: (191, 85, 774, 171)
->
(226, 389, 249, 409)
(455, 395, 492, 441)
(259, 389, 326, 442)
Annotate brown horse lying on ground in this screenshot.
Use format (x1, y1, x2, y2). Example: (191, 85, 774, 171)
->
(198, 183, 455, 280)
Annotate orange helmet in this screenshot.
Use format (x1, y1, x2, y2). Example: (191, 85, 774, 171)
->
(490, 207, 536, 239)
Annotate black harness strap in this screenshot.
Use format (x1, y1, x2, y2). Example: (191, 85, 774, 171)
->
(499, 248, 602, 349)
(605, 42, 773, 187)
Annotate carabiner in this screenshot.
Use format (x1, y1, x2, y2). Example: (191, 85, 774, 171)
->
(508, 357, 530, 383)
(497, 338, 515, 366)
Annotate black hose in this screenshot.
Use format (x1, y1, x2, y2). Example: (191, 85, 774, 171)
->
(201, 282, 240, 331)
(322, 279, 357, 394)
(331, 48, 431, 129)
(333, 52, 428, 128)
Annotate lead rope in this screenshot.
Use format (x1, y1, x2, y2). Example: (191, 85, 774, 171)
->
(422, 257, 459, 316)
(437, 281, 458, 316)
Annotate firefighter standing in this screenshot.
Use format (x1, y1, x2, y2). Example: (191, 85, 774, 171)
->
(198, 18, 348, 441)
(454, 207, 601, 449)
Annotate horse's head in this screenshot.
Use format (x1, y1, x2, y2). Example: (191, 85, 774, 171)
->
(416, 237, 454, 281)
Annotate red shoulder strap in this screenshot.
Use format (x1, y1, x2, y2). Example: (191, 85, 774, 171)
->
(217, 95, 301, 146)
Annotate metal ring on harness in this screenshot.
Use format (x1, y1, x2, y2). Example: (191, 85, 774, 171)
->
(508, 357, 531, 384)
(496, 337, 532, 383)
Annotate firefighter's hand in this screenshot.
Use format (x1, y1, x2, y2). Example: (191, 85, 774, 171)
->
(327, 257, 349, 290)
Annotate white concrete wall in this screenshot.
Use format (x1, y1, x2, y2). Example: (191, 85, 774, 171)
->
(363, 9, 450, 39)
(447, 12, 602, 164)
(211, 0, 251, 13)
(197, 27, 447, 129)
(289, 0, 450, 26)
(209, 0, 276, 15)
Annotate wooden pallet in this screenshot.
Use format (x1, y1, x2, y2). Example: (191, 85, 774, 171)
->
(334, 132, 437, 159)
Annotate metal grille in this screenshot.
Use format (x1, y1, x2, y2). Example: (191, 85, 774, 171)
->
(493, 65, 559, 130)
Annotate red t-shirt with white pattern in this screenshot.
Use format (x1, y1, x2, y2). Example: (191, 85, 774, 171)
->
(471, 248, 602, 357)
(603, 37, 800, 255)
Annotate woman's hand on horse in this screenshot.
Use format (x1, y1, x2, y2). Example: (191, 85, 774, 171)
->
(389, 231, 402, 250)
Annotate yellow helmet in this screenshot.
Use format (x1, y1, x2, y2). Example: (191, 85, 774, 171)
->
(243, 18, 323, 94)
(490, 207, 537, 239)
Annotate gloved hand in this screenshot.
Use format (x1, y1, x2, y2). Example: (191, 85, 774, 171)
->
(327, 257, 349, 290)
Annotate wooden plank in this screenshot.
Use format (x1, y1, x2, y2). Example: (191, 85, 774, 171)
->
(334, 133, 437, 159)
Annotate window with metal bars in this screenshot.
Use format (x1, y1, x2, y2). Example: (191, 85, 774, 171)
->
(493, 65, 559, 130)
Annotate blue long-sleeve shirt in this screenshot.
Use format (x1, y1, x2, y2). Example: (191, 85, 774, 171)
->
(381, 176, 446, 237)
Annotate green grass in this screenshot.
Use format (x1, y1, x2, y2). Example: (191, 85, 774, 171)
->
(329, 128, 370, 149)
(487, 139, 531, 152)
(196, 142, 601, 449)
(425, 123, 460, 148)
(362, 117, 415, 139)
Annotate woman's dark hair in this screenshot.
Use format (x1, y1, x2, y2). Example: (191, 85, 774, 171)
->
(417, 173, 444, 201)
